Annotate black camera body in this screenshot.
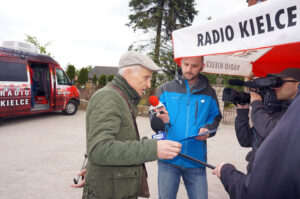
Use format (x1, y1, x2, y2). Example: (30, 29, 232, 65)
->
(222, 77, 284, 112)
(222, 88, 250, 105)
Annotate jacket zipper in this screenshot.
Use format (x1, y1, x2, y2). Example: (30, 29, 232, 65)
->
(195, 101, 198, 125)
(184, 81, 191, 157)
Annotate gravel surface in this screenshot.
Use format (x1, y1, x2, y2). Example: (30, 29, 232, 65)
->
(0, 110, 249, 199)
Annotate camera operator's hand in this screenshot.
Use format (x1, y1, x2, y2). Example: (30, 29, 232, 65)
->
(250, 91, 262, 103)
(237, 104, 250, 109)
(212, 162, 228, 179)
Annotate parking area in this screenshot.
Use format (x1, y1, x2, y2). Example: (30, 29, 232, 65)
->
(0, 110, 249, 199)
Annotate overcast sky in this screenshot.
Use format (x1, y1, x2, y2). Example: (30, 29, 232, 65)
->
(0, 0, 247, 69)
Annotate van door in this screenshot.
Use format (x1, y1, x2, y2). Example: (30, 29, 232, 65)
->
(0, 58, 31, 117)
(28, 62, 51, 111)
(50, 65, 56, 109)
(54, 67, 71, 110)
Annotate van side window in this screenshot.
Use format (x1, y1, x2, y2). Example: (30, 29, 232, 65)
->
(0, 60, 28, 82)
(56, 69, 70, 85)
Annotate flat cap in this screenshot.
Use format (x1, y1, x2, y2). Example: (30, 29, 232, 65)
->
(268, 68, 300, 82)
(119, 51, 160, 71)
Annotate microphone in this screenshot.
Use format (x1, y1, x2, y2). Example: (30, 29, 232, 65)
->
(228, 77, 283, 88)
(150, 117, 166, 140)
(149, 96, 167, 140)
(151, 117, 165, 133)
(149, 114, 216, 169)
(149, 96, 165, 114)
(228, 79, 256, 88)
(228, 79, 245, 86)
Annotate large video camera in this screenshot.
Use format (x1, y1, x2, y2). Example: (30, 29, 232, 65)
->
(222, 76, 284, 112)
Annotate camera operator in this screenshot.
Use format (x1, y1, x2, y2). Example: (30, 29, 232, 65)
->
(235, 68, 300, 174)
(213, 68, 300, 199)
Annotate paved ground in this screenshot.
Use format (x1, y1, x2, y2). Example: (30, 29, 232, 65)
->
(0, 110, 249, 199)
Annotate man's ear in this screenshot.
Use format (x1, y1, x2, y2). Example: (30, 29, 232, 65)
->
(122, 68, 131, 79)
(200, 63, 205, 72)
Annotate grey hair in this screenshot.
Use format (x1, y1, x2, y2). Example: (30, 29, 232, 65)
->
(118, 65, 143, 76)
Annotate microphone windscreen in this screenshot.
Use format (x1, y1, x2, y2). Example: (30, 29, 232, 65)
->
(228, 79, 245, 86)
(149, 96, 159, 106)
(151, 117, 165, 132)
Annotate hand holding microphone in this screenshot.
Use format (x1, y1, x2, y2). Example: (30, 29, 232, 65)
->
(149, 96, 169, 124)
(157, 109, 169, 124)
(149, 95, 165, 113)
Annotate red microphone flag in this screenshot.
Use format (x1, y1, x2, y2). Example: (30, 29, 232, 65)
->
(149, 96, 159, 106)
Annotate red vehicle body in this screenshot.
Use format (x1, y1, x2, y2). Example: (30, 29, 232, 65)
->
(0, 47, 80, 120)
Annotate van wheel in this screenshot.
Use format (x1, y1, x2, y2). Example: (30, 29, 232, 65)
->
(62, 100, 78, 115)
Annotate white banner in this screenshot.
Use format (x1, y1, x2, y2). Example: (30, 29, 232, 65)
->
(172, 0, 300, 59)
(203, 48, 271, 76)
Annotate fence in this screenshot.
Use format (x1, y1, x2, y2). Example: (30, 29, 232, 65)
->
(213, 85, 237, 125)
(78, 84, 238, 125)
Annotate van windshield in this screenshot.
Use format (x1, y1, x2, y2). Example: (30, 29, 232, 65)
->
(56, 69, 70, 85)
(0, 60, 28, 82)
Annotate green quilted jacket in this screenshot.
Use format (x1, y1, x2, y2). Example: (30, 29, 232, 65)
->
(82, 75, 157, 199)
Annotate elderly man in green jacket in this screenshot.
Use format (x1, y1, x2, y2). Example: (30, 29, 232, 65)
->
(82, 51, 182, 199)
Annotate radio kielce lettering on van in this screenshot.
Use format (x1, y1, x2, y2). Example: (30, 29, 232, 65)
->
(0, 88, 30, 107)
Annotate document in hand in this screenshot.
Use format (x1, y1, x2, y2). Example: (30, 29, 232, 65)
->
(179, 129, 217, 142)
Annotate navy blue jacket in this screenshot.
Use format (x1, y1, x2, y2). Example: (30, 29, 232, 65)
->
(235, 100, 289, 173)
(221, 93, 300, 199)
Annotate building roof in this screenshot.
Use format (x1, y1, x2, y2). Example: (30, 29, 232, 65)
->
(88, 66, 118, 79)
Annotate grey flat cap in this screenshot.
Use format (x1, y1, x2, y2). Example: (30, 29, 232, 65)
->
(119, 51, 160, 71)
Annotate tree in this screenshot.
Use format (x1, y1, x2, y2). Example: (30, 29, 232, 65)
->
(66, 64, 76, 81)
(157, 45, 178, 80)
(77, 67, 89, 87)
(86, 65, 93, 74)
(153, 47, 178, 87)
(108, 74, 114, 82)
(75, 69, 80, 77)
(98, 74, 107, 87)
(92, 74, 98, 85)
(25, 34, 52, 56)
(203, 73, 218, 85)
(128, 0, 198, 93)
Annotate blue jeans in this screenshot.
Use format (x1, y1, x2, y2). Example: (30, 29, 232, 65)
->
(158, 160, 208, 199)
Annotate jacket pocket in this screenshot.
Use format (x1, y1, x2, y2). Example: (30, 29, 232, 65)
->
(82, 183, 100, 199)
(82, 183, 92, 199)
(84, 165, 114, 199)
(112, 167, 140, 199)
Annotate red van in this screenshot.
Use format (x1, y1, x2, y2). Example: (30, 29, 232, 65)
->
(0, 46, 80, 121)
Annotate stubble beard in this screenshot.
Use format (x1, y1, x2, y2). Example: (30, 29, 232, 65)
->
(183, 73, 197, 81)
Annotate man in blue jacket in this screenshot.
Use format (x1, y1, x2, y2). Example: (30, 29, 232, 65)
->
(155, 56, 222, 199)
